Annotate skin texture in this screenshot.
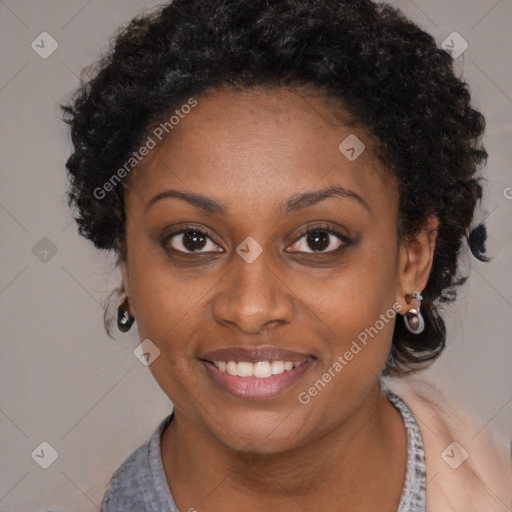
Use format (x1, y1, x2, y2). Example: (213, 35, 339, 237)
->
(120, 86, 438, 511)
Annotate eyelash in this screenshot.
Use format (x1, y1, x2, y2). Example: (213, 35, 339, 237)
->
(162, 223, 350, 256)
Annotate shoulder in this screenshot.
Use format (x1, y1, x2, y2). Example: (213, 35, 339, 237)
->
(386, 377, 512, 512)
(99, 413, 176, 512)
(100, 442, 152, 511)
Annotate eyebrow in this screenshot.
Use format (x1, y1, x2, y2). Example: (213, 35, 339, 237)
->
(145, 184, 369, 215)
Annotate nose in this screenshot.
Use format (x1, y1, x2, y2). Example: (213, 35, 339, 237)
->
(211, 250, 294, 334)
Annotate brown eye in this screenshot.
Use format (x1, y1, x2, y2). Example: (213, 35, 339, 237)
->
(164, 228, 223, 253)
(306, 230, 331, 251)
(287, 227, 347, 254)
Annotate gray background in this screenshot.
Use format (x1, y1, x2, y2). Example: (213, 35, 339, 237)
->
(1, 0, 511, 510)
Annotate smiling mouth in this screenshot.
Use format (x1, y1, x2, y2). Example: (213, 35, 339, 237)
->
(200, 357, 315, 400)
(208, 359, 307, 378)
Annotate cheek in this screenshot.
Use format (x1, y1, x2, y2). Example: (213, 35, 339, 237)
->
(294, 282, 398, 426)
(296, 238, 399, 380)
(124, 237, 208, 355)
(308, 288, 396, 391)
(128, 263, 211, 403)
(131, 271, 210, 354)
(295, 234, 399, 330)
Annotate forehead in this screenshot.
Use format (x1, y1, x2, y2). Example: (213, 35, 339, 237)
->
(125, 86, 397, 218)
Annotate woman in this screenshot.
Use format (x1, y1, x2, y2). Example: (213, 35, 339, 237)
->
(61, 0, 511, 510)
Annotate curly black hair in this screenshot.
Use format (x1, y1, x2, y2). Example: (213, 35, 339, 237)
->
(61, 0, 490, 376)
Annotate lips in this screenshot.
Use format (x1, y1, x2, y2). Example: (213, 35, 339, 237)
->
(199, 345, 316, 400)
(201, 345, 312, 363)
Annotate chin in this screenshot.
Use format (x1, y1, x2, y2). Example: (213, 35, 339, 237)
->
(206, 407, 315, 454)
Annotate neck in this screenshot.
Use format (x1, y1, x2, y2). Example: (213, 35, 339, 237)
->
(161, 384, 407, 511)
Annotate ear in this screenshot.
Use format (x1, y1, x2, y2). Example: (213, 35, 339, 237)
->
(120, 258, 135, 315)
(395, 216, 439, 313)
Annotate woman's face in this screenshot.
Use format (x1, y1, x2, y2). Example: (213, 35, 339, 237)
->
(121, 86, 413, 452)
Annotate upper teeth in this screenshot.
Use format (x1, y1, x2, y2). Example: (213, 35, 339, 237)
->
(213, 360, 304, 378)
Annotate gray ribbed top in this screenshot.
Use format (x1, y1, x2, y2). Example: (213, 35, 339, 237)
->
(99, 392, 426, 511)
(388, 392, 427, 512)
